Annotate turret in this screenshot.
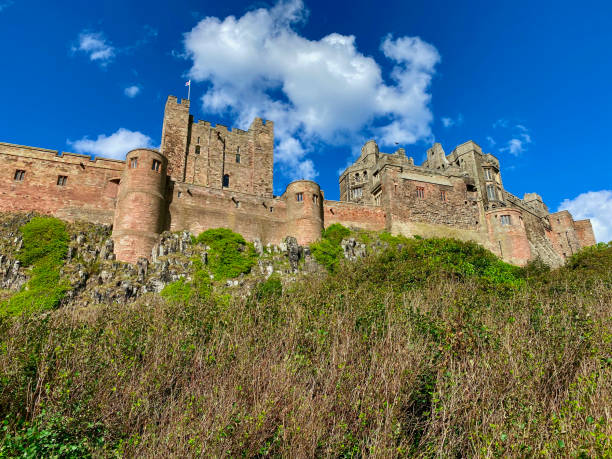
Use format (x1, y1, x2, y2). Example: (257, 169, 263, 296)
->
(283, 180, 324, 245)
(485, 207, 531, 265)
(112, 149, 168, 263)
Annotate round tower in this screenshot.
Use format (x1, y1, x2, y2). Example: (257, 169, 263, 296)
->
(284, 180, 324, 245)
(112, 149, 168, 263)
(485, 207, 531, 266)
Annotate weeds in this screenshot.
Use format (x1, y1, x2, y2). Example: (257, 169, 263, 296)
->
(0, 231, 610, 456)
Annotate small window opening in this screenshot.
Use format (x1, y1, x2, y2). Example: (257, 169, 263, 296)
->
(416, 186, 425, 198)
(152, 159, 161, 172)
(130, 157, 138, 168)
(195, 145, 200, 155)
(355, 173, 360, 182)
(222, 174, 230, 188)
(234, 200, 240, 208)
(269, 206, 274, 213)
(236, 153, 241, 163)
(197, 136, 200, 144)
(57, 175, 67, 186)
(363, 171, 368, 180)
(486, 184, 497, 201)
(500, 215, 511, 226)
(178, 191, 182, 198)
(14, 170, 25, 181)
(296, 192, 303, 202)
(440, 190, 447, 201)
(313, 194, 318, 204)
(483, 168, 493, 180)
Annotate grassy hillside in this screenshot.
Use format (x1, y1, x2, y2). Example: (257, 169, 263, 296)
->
(0, 228, 610, 457)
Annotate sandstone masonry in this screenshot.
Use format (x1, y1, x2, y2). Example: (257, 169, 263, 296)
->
(0, 95, 596, 266)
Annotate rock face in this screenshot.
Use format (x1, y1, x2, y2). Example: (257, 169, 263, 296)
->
(0, 255, 27, 290)
(341, 238, 367, 261)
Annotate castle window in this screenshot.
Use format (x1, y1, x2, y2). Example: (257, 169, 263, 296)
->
(152, 160, 161, 172)
(296, 192, 303, 202)
(234, 200, 240, 208)
(130, 158, 138, 168)
(355, 173, 360, 182)
(363, 171, 368, 180)
(313, 194, 318, 204)
(440, 190, 447, 201)
(197, 136, 200, 144)
(352, 187, 363, 199)
(195, 146, 200, 155)
(57, 175, 67, 186)
(269, 206, 274, 212)
(236, 153, 241, 163)
(416, 186, 425, 198)
(500, 215, 511, 226)
(178, 191, 182, 198)
(484, 168, 493, 180)
(14, 170, 25, 181)
(223, 174, 230, 187)
(486, 185, 497, 201)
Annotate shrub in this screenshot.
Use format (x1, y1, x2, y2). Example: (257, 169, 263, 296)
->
(321, 223, 351, 246)
(254, 275, 282, 301)
(194, 228, 257, 280)
(1, 217, 70, 316)
(310, 238, 343, 272)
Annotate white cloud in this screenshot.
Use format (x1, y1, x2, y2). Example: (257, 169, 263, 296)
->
(124, 85, 141, 98)
(500, 138, 526, 156)
(558, 190, 612, 243)
(72, 31, 115, 66)
(0, 1, 14, 12)
(182, 0, 439, 181)
(486, 136, 496, 146)
(67, 128, 155, 160)
(441, 113, 463, 128)
(493, 119, 509, 128)
(498, 124, 532, 156)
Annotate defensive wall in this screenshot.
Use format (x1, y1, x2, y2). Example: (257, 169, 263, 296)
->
(0, 95, 597, 265)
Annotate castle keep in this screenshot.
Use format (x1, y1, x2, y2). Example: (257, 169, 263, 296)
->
(0, 96, 596, 265)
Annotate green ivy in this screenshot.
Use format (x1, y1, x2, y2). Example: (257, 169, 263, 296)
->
(194, 228, 257, 280)
(1, 217, 70, 316)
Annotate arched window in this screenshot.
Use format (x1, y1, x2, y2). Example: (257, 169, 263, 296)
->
(363, 171, 367, 180)
(223, 174, 230, 187)
(355, 173, 360, 182)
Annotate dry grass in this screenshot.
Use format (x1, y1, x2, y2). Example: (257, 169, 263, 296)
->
(0, 242, 611, 457)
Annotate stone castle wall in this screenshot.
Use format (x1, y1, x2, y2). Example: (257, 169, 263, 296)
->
(0, 142, 123, 224)
(0, 95, 597, 266)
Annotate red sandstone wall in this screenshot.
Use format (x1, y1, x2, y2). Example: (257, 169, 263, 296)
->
(384, 169, 480, 230)
(168, 183, 287, 245)
(113, 149, 168, 263)
(284, 181, 323, 245)
(549, 210, 582, 257)
(323, 200, 386, 231)
(485, 208, 532, 265)
(574, 219, 597, 246)
(0, 142, 123, 224)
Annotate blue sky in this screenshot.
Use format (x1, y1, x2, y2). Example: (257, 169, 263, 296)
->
(0, 0, 610, 241)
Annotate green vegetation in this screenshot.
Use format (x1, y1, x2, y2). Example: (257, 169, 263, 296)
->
(253, 275, 282, 301)
(0, 230, 611, 456)
(193, 228, 257, 280)
(1, 217, 69, 316)
(310, 223, 351, 272)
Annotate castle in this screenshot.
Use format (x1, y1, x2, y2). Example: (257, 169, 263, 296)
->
(0, 96, 596, 266)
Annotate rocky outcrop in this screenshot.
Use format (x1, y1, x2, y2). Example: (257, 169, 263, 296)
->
(340, 238, 367, 261)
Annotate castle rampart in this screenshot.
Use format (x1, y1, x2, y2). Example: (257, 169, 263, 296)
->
(0, 96, 597, 266)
